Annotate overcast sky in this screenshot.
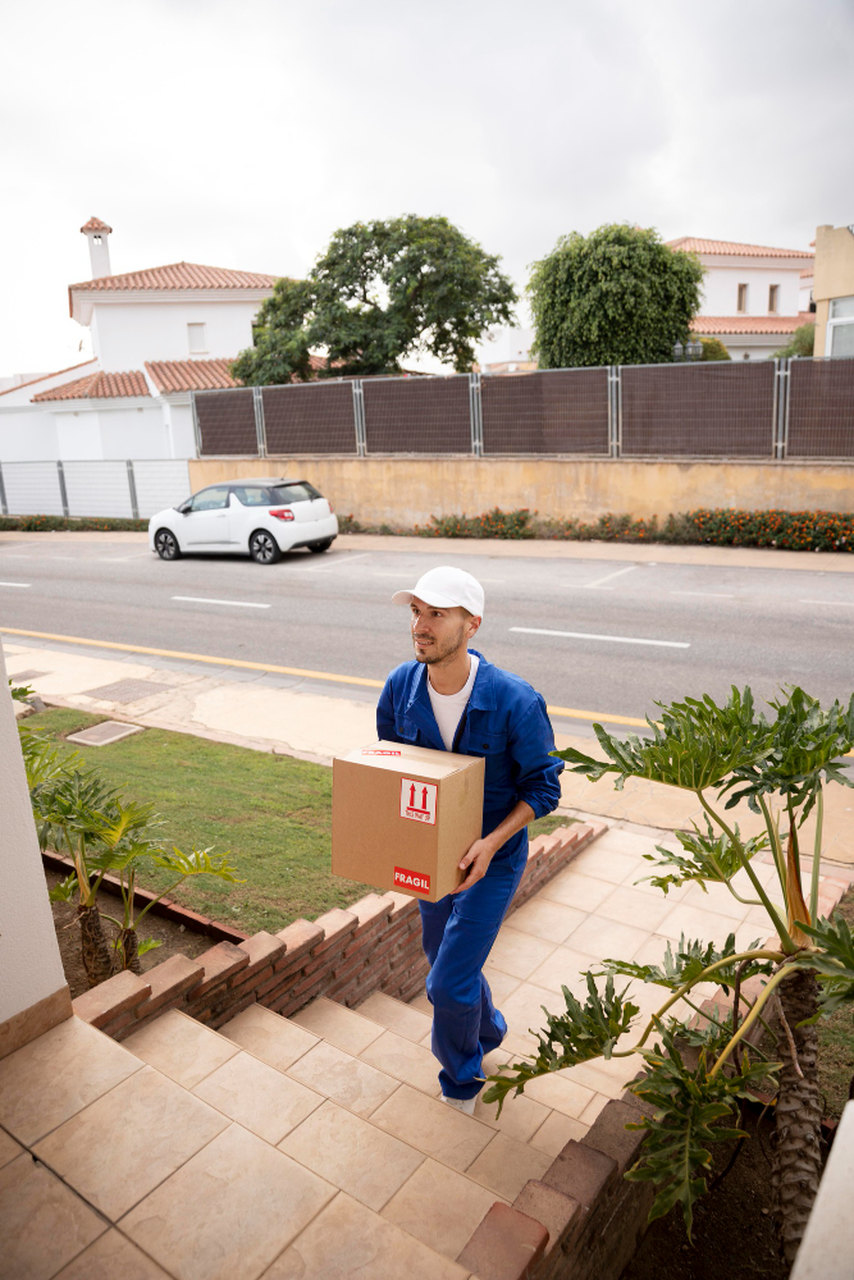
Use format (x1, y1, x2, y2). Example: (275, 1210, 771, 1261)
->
(2, 0, 853, 378)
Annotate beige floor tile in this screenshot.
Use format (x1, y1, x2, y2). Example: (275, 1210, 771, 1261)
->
(528, 1108, 589, 1156)
(0, 1127, 22, 1169)
(568, 1056, 639, 1100)
(279, 1099, 423, 1210)
(565, 913, 651, 962)
(466, 1130, 552, 1200)
(0, 1015, 140, 1145)
(569, 845, 646, 884)
(537, 869, 615, 912)
(408, 991, 432, 1018)
(358, 991, 433, 1042)
(220, 1004, 318, 1071)
(291, 995, 384, 1054)
(54, 1229, 172, 1278)
(370, 1083, 494, 1171)
(579, 1092, 611, 1126)
(508, 896, 587, 944)
(359, 1027, 442, 1095)
(521, 1068, 598, 1119)
(121, 1123, 335, 1280)
(123, 1008, 240, 1089)
(487, 924, 557, 980)
(526, 944, 600, 996)
(498, 979, 569, 1042)
(193, 1050, 323, 1143)
(597, 884, 674, 932)
(286, 1040, 399, 1117)
(0, 1152, 106, 1280)
(473, 1084, 551, 1144)
(383, 1157, 502, 1260)
(480, 964, 523, 1007)
(658, 901, 747, 947)
(263, 1190, 468, 1280)
(680, 878, 753, 919)
(34, 1065, 229, 1221)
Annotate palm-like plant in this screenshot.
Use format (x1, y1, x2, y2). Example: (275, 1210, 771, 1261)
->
(485, 686, 854, 1266)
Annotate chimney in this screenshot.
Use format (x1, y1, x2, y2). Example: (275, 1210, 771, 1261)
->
(80, 216, 113, 278)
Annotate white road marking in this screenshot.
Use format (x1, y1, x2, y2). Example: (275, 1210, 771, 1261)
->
(171, 596, 270, 609)
(583, 566, 639, 589)
(0, 581, 31, 588)
(511, 626, 690, 649)
(799, 598, 854, 607)
(671, 591, 735, 599)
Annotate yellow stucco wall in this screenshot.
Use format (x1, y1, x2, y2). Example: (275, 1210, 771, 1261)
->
(812, 224, 854, 356)
(188, 456, 854, 525)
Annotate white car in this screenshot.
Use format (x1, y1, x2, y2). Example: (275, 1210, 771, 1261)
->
(148, 477, 339, 564)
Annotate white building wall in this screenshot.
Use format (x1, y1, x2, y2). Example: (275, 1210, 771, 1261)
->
(0, 645, 68, 1028)
(0, 406, 60, 460)
(89, 298, 264, 371)
(700, 261, 803, 315)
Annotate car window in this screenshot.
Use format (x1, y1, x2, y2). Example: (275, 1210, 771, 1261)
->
(233, 486, 270, 507)
(189, 486, 230, 512)
(268, 481, 320, 505)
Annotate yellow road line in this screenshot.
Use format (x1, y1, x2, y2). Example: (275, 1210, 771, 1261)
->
(2, 625, 654, 728)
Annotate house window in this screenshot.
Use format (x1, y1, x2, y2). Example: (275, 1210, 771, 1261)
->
(188, 323, 207, 354)
(826, 296, 854, 358)
(768, 284, 779, 314)
(737, 284, 749, 313)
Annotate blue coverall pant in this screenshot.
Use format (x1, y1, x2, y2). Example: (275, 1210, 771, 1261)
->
(419, 848, 528, 1100)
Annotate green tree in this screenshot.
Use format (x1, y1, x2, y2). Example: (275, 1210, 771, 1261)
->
(528, 224, 704, 368)
(485, 685, 854, 1266)
(773, 321, 816, 359)
(698, 336, 731, 361)
(233, 216, 517, 383)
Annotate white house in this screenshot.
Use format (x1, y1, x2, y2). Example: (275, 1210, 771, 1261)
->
(667, 237, 815, 360)
(0, 218, 278, 517)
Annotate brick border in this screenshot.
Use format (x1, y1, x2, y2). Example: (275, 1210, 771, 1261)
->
(71, 821, 605, 1039)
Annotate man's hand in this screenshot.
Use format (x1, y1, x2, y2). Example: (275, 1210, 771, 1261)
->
(452, 838, 495, 893)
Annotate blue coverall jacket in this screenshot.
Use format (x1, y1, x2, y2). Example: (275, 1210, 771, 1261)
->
(377, 649, 564, 1099)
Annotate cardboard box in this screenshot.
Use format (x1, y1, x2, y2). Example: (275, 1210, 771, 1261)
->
(332, 740, 485, 902)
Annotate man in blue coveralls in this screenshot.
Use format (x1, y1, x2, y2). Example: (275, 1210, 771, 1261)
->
(377, 565, 563, 1114)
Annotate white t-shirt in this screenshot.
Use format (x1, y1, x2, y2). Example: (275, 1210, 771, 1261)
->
(427, 654, 480, 751)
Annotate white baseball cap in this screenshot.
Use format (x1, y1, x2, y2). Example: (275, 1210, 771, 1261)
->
(392, 566, 485, 617)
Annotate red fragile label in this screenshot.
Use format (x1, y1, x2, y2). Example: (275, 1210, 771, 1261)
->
(361, 749, 402, 756)
(394, 866, 431, 894)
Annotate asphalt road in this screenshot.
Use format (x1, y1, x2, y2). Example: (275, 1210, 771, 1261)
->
(1, 534, 852, 732)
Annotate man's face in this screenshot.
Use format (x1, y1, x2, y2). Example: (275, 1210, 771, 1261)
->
(409, 597, 477, 667)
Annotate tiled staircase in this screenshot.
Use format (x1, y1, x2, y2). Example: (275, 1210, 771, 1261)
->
(0, 986, 584, 1279)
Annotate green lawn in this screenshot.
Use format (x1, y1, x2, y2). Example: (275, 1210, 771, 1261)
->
(22, 707, 571, 935)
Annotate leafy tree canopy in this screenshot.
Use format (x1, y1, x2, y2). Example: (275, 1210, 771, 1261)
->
(773, 321, 816, 359)
(232, 215, 517, 383)
(698, 336, 731, 362)
(528, 223, 705, 369)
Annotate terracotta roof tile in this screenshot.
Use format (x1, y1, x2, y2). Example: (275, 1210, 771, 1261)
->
(668, 237, 814, 260)
(32, 369, 150, 401)
(692, 313, 814, 335)
(145, 358, 240, 393)
(0, 359, 98, 398)
(80, 216, 112, 234)
(69, 261, 279, 293)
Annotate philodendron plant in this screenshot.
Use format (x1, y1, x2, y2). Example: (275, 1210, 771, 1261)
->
(485, 686, 854, 1267)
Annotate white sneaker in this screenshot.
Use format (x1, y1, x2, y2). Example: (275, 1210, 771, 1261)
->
(442, 1094, 477, 1116)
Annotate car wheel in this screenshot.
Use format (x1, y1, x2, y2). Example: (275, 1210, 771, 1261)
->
(308, 538, 334, 553)
(154, 529, 181, 560)
(249, 529, 282, 564)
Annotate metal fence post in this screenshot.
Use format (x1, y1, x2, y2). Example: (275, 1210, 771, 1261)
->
(56, 461, 69, 517)
(469, 373, 483, 457)
(0, 462, 7, 516)
(126, 460, 140, 519)
(190, 392, 202, 456)
(774, 358, 791, 459)
(350, 380, 366, 456)
(253, 387, 267, 459)
(607, 366, 622, 458)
